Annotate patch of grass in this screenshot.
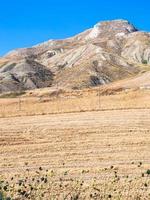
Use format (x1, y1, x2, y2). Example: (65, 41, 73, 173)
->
(0, 62, 8, 68)
(142, 59, 148, 65)
(0, 91, 26, 98)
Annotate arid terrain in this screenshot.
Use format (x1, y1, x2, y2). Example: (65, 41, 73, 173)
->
(1, 100, 150, 176)
(0, 86, 150, 199)
(1, 19, 150, 93)
(1, 19, 150, 199)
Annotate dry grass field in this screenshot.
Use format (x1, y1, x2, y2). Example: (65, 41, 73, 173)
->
(0, 87, 150, 118)
(0, 87, 150, 199)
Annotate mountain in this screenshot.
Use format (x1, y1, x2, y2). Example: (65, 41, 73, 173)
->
(0, 19, 150, 93)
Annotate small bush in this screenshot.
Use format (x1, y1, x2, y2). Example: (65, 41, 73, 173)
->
(142, 60, 148, 65)
(146, 169, 150, 175)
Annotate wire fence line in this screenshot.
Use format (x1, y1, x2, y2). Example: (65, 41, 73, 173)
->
(0, 90, 103, 117)
(0, 88, 150, 118)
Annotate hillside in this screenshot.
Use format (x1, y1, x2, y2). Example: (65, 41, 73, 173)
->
(1, 19, 150, 93)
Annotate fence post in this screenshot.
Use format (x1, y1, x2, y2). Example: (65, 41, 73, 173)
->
(98, 85, 100, 110)
(19, 96, 21, 111)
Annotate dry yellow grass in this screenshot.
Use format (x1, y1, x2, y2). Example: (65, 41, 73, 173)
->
(0, 88, 150, 199)
(0, 88, 150, 118)
(0, 58, 9, 67)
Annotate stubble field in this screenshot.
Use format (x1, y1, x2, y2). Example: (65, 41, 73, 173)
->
(0, 88, 150, 199)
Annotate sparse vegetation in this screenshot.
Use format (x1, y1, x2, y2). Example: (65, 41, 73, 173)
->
(1, 166, 150, 199)
(146, 169, 150, 175)
(142, 59, 148, 65)
(0, 91, 25, 99)
(1, 17, 150, 200)
(0, 87, 150, 199)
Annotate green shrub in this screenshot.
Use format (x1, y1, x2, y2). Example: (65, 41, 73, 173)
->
(146, 169, 150, 175)
(142, 60, 148, 65)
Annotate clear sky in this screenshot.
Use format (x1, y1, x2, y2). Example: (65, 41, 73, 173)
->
(0, 0, 150, 56)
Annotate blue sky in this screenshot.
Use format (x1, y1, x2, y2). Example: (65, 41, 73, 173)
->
(0, 0, 150, 56)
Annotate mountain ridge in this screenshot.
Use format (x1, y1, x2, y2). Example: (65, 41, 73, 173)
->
(0, 19, 150, 93)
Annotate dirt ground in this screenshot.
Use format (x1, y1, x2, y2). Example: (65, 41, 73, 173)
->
(0, 89, 150, 199)
(0, 106, 150, 180)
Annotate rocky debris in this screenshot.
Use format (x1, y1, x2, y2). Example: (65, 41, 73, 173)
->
(1, 19, 150, 93)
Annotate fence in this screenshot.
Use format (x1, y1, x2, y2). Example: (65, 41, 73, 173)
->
(0, 88, 150, 118)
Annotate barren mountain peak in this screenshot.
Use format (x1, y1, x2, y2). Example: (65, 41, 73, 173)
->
(86, 19, 138, 40)
(1, 19, 150, 93)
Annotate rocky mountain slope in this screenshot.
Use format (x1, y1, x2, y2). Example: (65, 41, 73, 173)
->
(0, 19, 150, 93)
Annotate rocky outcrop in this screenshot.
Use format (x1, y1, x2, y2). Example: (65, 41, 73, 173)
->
(0, 59, 53, 93)
(122, 32, 150, 64)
